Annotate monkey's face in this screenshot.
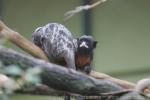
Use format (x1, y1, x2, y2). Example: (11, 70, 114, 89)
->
(77, 35, 97, 55)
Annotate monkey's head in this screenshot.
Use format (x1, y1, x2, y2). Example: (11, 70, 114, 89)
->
(76, 35, 97, 55)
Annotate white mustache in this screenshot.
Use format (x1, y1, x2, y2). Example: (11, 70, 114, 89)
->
(79, 41, 89, 48)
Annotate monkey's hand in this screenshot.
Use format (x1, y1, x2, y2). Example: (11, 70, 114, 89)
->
(83, 65, 92, 74)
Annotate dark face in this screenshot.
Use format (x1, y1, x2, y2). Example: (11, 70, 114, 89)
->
(77, 35, 97, 55)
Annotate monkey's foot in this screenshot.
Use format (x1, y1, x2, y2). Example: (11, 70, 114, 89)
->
(68, 68, 76, 74)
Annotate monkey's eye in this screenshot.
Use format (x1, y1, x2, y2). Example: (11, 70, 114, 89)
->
(79, 41, 89, 48)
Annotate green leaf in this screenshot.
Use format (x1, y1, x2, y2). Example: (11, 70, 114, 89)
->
(4, 65, 23, 76)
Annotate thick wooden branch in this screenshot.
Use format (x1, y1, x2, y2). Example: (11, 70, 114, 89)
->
(0, 73, 65, 96)
(0, 20, 137, 90)
(0, 20, 48, 61)
(0, 46, 123, 95)
(90, 71, 135, 89)
(15, 84, 65, 96)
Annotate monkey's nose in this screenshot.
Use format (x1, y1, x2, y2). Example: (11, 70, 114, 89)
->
(79, 41, 89, 48)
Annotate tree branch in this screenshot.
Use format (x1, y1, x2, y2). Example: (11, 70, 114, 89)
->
(0, 46, 123, 95)
(64, 0, 107, 20)
(0, 20, 48, 61)
(90, 71, 135, 89)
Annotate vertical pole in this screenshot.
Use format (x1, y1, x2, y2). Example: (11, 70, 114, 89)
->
(81, 0, 94, 68)
(82, 0, 92, 35)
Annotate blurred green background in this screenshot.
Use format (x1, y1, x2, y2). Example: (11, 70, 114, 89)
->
(0, 0, 150, 99)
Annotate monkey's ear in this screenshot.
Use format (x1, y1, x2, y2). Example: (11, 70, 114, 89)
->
(93, 41, 98, 48)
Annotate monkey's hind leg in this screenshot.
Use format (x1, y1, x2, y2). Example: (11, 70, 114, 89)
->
(64, 51, 76, 71)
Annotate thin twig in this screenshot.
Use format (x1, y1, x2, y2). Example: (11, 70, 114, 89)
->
(64, 0, 107, 21)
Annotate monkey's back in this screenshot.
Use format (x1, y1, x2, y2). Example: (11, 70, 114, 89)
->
(32, 23, 76, 63)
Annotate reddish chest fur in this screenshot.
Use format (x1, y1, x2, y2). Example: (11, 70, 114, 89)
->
(75, 55, 90, 68)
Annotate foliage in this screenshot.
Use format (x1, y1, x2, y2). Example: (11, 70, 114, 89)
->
(0, 62, 41, 100)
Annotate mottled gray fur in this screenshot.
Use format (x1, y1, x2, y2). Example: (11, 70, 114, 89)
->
(32, 23, 77, 69)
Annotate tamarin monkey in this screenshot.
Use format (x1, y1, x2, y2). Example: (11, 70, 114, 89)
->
(75, 35, 97, 74)
(32, 23, 97, 100)
(32, 23, 97, 74)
